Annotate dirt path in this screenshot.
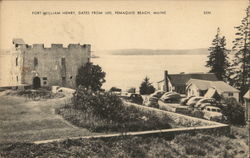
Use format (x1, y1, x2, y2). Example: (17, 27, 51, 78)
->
(0, 92, 99, 143)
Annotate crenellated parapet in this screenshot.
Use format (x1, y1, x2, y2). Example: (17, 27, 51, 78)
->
(23, 43, 91, 52)
(12, 38, 91, 51)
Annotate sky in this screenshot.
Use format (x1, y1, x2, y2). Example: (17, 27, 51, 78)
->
(0, 0, 248, 51)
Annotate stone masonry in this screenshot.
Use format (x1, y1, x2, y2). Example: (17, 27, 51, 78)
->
(10, 38, 91, 88)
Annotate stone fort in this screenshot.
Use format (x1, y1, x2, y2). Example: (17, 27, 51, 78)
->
(10, 38, 91, 88)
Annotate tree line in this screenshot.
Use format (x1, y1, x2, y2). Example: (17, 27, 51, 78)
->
(206, 6, 250, 100)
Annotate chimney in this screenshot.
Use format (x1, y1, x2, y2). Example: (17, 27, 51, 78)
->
(164, 70, 169, 92)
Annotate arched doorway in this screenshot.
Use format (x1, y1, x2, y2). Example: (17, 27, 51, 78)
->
(33, 77, 41, 89)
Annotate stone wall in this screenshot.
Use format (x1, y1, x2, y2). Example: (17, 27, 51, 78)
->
(124, 101, 230, 135)
(34, 93, 230, 144)
(10, 45, 26, 85)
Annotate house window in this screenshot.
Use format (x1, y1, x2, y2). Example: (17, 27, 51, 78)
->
(16, 76, 18, 82)
(228, 92, 233, 96)
(43, 77, 47, 80)
(16, 57, 18, 66)
(43, 81, 47, 85)
(34, 57, 38, 67)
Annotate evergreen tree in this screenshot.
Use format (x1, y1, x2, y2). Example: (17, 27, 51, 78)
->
(76, 62, 106, 91)
(206, 28, 230, 81)
(231, 6, 250, 98)
(139, 77, 155, 95)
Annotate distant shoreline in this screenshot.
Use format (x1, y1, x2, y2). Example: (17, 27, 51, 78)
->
(104, 48, 210, 56)
(111, 53, 208, 55)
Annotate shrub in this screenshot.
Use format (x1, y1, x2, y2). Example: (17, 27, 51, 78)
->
(72, 85, 125, 121)
(219, 97, 246, 126)
(57, 85, 172, 132)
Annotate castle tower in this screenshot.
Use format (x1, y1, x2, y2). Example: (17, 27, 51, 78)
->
(10, 38, 91, 89)
(11, 38, 26, 86)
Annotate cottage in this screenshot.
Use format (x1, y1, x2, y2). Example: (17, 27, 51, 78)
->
(157, 71, 218, 94)
(10, 38, 91, 88)
(243, 90, 250, 122)
(186, 79, 240, 101)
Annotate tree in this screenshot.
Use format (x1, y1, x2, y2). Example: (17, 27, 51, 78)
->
(75, 62, 106, 91)
(231, 6, 250, 99)
(206, 28, 230, 81)
(139, 77, 155, 95)
(219, 97, 246, 126)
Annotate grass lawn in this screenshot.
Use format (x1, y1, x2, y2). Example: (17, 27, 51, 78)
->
(0, 128, 248, 158)
(0, 91, 248, 157)
(0, 92, 102, 143)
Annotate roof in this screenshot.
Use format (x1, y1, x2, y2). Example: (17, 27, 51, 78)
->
(187, 79, 211, 90)
(157, 79, 165, 83)
(243, 90, 250, 99)
(168, 73, 218, 86)
(187, 79, 240, 93)
(211, 81, 239, 93)
(204, 87, 217, 98)
(12, 38, 25, 45)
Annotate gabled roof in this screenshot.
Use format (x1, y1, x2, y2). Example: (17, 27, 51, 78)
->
(204, 88, 217, 98)
(157, 79, 165, 83)
(243, 90, 250, 99)
(12, 38, 25, 45)
(211, 81, 239, 93)
(187, 79, 211, 90)
(168, 73, 218, 86)
(187, 79, 240, 93)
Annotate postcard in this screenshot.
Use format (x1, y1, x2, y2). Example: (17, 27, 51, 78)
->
(0, 0, 249, 157)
